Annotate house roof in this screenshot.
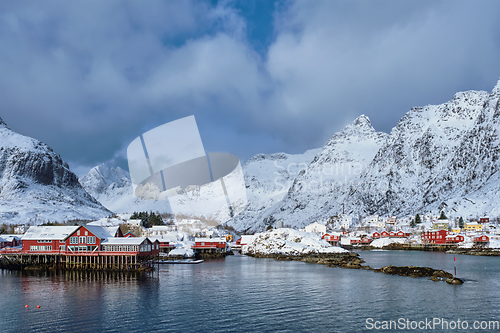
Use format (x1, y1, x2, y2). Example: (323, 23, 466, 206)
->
(21, 226, 80, 241)
(101, 237, 148, 245)
(103, 226, 120, 237)
(84, 225, 114, 240)
(195, 237, 226, 242)
(0, 235, 20, 242)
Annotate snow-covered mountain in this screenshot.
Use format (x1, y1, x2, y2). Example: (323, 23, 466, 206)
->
(0, 117, 111, 224)
(80, 78, 500, 232)
(79, 149, 320, 223)
(229, 115, 388, 232)
(353, 79, 500, 218)
(249, 79, 500, 231)
(79, 164, 172, 214)
(224, 148, 320, 232)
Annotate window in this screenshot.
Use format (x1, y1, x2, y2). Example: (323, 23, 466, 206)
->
(70, 236, 78, 244)
(59, 245, 65, 251)
(37, 240, 51, 243)
(87, 236, 96, 244)
(30, 246, 52, 251)
(79, 236, 86, 244)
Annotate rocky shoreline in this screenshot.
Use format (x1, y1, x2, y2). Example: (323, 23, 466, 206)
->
(246, 252, 461, 283)
(446, 249, 500, 256)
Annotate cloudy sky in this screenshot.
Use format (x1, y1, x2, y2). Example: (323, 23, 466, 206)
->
(1, 0, 500, 176)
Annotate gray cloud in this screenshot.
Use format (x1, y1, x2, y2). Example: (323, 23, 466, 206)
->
(0, 0, 499, 176)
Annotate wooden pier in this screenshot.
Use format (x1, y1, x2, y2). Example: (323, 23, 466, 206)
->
(1, 252, 155, 271)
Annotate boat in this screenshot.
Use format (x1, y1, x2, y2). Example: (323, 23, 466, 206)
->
(156, 259, 204, 264)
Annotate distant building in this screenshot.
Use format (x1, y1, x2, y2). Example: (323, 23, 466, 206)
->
(479, 217, 490, 224)
(473, 235, 489, 245)
(340, 215, 353, 230)
(14, 225, 29, 234)
(235, 235, 253, 246)
(303, 222, 327, 234)
(433, 219, 449, 230)
(465, 222, 483, 231)
(445, 234, 464, 244)
(422, 229, 448, 244)
(322, 233, 341, 246)
(386, 216, 397, 225)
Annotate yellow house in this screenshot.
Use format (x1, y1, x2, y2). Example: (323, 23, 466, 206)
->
(465, 222, 483, 231)
(452, 228, 461, 233)
(433, 220, 449, 230)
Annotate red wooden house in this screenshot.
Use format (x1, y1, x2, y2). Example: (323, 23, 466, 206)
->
(421, 229, 448, 244)
(192, 237, 227, 253)
(479, 217, 490, 224)
(380, 231, 390, 238)
(445, 234, 464, 244)
(372, 232, 381, 239)
(21, 226, 80, 254)
(322, 233, 340, 246)
(149, 237, 175, 253)
(360, 237, 372, 244)
(101, 237, 160, 257)
(396, 231, 410, 238)
(473, 235, 489, 244)
(0, 235, 22, 249)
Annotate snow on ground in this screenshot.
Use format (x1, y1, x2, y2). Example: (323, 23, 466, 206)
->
(168, 241, 195, 257)
(370, 238, 407, 248)
(242, 228, 347, 256)
(488, 237, 500, 249)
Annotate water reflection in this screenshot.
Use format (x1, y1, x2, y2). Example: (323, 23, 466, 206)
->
(1, 252, 500, 332)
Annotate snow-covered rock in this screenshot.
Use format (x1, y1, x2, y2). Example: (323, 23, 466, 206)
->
(242, 228, 347, 256)
(0, 117, 111, 224)
(370, 238, 407, 248)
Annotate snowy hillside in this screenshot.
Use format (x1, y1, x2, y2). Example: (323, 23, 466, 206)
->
(0, 117, 111, 224)
(79, 164, 172, 214)
(237, 115, 388, 232)
(353, 79, 500, 218)
(242, 79, 500, 232)
(225, 148, 320, 232)
(80, 149, 320, 222)
(80, 79, 500, 232)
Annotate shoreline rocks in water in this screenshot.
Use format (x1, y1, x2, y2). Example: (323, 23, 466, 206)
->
(373, 265, 453, 280)
(446, 249, 500, 257)
(248, 252, 367, 269)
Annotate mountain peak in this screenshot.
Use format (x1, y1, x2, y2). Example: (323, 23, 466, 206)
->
(0, 116, 7, 128)
(492, 77, 500, 95)
(352, 114, 371, 127)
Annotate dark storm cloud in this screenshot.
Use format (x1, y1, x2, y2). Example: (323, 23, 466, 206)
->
(0, 0, 499, 176)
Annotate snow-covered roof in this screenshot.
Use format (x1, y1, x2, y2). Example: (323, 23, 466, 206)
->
(150, 225, 171, 230)
(101, 237, 148, 245)
(0, 235, 20, 242)
(84, 225, 114, 240)
(22, 226, 79, 241)
(103, 226, 120, 237)
(148, 236, 174, 243)
(195, 237, 226, 242)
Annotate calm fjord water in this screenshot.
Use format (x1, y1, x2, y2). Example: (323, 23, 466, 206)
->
(1, 251, 499, 332)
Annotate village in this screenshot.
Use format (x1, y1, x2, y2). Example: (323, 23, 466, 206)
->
(299, 212, 498, 250)
(0, 211, 498, 271)
(234, 212, 499, 252)
(0, 214, 233, 271)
